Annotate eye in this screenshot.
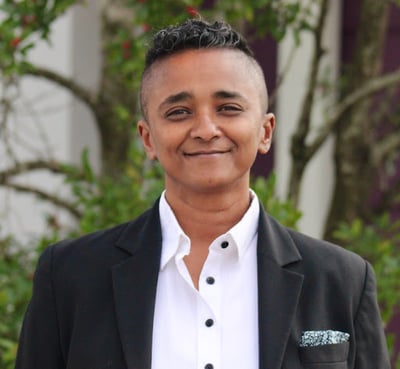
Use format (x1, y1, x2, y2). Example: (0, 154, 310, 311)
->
(165, 108, 191, 120)
(217, 104, 243, 115)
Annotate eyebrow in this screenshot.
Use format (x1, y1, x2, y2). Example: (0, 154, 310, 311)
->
(158, 89, 248, 112)
(212, 90, 246, 101)
(158, 91, 193, 112)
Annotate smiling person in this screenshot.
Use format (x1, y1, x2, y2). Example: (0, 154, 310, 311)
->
(16, 19, 389, 369)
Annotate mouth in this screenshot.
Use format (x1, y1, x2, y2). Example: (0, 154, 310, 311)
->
(184, 150, 230, 157)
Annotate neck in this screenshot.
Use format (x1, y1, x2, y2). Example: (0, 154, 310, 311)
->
(164, 185, 252, 245)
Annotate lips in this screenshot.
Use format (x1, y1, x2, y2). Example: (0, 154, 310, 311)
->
(184, 149, 230, 156)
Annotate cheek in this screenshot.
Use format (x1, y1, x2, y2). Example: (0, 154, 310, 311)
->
(243, 126, 264, 147)
(150, 133, 179, 159)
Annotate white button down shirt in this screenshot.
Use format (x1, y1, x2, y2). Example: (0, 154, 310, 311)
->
(151, 191, 260, 369)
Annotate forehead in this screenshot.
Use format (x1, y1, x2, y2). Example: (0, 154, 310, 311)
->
(149, 48, 252, 76)
(142, 48, 265, 107)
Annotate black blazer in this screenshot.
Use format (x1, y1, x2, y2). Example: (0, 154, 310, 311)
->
(15, 200, 390, 369)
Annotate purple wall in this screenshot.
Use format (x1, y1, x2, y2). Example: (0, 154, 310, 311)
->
(342, 1, 400, 365)
(342, 2, 400, 68)
(251, 37, 277, 178)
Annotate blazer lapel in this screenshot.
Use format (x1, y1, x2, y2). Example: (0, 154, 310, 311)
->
(257, 210, 304, 369)
(111, 202, 162, 369)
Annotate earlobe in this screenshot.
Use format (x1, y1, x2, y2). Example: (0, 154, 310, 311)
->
(137, 120, 157, 160)
(258, 113, 275, 154)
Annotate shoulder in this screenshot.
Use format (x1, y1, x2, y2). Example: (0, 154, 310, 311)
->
(288, 226, 366, 270)
(262, 212, 369, 294)
(38, 205, 157, 271)
(261, 210, 367, 270)
(285, 224, 370, 304)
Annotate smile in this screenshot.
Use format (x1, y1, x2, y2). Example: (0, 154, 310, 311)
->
(184, 150, 230, 156)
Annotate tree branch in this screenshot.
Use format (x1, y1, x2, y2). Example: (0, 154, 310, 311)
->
(307, 66, 400, 159)
(292, 0, 329, 146)
(287, 0, 329, 203)
(26, 66, 98, 113)
(0, 159, 86, 183)
(0, 98, 12, 132)
(3, 182, 82, 219)
(372, 132, 400, 166)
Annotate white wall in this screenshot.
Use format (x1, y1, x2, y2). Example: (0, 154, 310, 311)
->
(69, 1, 101, 171)
(0, 1, 100, 242)
(275, 0, 342, 238)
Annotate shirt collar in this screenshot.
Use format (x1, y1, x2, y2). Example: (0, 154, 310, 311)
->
(159, 190, 260, 270)
(159, 191, 190, 269)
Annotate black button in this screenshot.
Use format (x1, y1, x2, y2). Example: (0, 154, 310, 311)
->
(205, 319, 214, 327)
(205, 364, 214, 369)
(206, 276, 215, 285)
(221, 241, 229, 249)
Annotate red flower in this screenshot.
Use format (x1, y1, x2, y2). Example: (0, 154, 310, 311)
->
(142, 23, 151, 32)
(10, 37, 21, 48)
(122, 40, 131, 50)
(185, 6, 198, 17)
(138, 0, 146, 3)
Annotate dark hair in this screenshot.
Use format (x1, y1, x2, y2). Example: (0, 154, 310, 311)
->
(144, 19, 254, 70)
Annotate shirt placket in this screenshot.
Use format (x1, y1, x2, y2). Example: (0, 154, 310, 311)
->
(196, 236, 234, 369)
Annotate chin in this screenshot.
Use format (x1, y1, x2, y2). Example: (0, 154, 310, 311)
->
(191, 178, 244, 193)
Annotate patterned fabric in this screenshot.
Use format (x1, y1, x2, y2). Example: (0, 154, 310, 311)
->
(299, 330, 350, 347)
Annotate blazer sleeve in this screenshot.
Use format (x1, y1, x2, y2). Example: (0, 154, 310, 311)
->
(353, 261, 390, 369)
(15, 245, 64, 369)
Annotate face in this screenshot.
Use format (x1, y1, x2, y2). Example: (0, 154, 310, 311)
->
(138, 48, 275, 195)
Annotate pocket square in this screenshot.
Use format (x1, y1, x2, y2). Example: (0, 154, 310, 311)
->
(299, 330, 350, 347)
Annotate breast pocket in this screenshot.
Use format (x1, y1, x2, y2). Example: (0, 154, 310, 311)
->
(299, 342, 349, 369)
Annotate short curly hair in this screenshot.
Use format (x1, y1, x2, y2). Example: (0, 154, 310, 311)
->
(144, 19, 254, 70)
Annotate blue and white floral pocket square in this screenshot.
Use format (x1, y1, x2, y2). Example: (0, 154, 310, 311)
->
(299, 330, 350, 347)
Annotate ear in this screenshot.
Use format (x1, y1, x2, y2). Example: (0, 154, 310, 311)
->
(137, 120, 157, 160)
(258, 113, 275, 154)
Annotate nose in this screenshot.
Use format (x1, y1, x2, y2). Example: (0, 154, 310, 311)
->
(190, 112, 220, 141)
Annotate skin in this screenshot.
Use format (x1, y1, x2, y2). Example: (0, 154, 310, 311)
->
(138, 48, 275, 287)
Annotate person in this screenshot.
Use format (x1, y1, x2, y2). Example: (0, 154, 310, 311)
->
(15, 19, 389, 369)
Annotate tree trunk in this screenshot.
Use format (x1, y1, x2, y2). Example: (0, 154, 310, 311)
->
(95, 1, 140, 178)
(324, 0, 390, 240)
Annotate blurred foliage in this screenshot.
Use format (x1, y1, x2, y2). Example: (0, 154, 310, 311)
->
(253, 173, 302, 229)
(0, 0, 79, 75)
(334, 214, 400, 366)
(0, 233, 56, 369)
(0, 236, 30, 369)
(69, 144, 164, 235)
(334, 214, 400, 325)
